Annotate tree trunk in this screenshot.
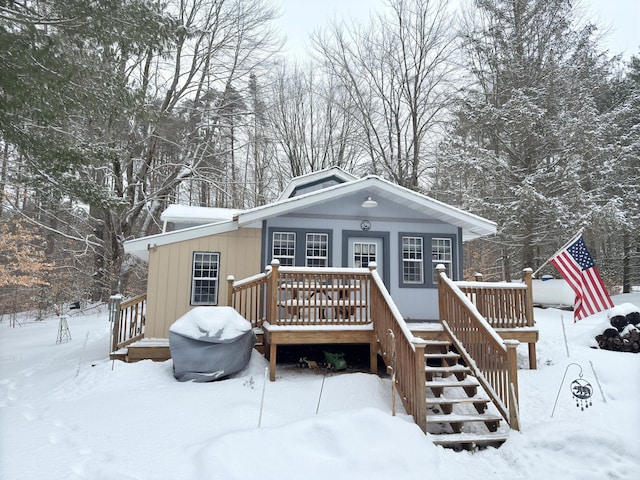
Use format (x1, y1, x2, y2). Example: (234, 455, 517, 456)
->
(0, 143, 7, 218)
(622, 230, 630, 294)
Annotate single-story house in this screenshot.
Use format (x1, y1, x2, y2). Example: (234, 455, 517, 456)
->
(124, 167, 497, 338)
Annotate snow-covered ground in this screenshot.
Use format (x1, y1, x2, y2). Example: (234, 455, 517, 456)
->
(1, 294, 639, 480)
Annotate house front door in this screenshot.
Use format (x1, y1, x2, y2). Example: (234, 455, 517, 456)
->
(348, 237, 383, 279)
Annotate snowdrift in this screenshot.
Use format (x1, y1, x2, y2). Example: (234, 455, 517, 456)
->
(169, 306, 256, 382)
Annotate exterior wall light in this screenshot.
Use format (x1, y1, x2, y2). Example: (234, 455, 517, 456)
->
(361, 196, 378, 208)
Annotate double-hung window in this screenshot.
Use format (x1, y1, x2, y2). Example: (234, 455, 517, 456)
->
(272, 232, 296, 266)
(402, 236, 424, 284)
(306, 233, 328, 267)
(191, 252, 220, 305)
(431, 237, 452, 282)
(399, 234, 454, 287)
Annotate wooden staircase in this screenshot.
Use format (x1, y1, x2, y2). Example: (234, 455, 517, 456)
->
(423, 339, 509, 450)
(227, 263, 526, 450)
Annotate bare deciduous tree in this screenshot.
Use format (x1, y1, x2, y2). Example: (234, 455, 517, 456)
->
(269, 63, 363, 181)
(313, 0, 457, 190)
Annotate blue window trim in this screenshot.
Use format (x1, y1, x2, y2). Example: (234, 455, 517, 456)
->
(267, 227, 333, 267)
(398, 233, 457, 289)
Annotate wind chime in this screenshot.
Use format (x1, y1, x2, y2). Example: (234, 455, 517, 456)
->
(570, 377, 593, 411)
(551, 362, 593, 417)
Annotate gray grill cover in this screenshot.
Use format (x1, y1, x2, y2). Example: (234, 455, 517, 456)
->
(169, 306, 256, 382)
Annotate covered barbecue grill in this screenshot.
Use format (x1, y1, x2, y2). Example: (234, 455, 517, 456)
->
(169, 306, 256, 382)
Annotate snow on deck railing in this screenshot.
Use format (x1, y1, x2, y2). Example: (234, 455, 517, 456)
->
(453, 269, 534, 329)
(110, 293, 146, 353)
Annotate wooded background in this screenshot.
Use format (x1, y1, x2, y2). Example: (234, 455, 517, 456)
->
(1, 0, 638, 317)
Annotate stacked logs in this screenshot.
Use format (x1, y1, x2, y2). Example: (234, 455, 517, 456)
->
(595, 311, 640, 353)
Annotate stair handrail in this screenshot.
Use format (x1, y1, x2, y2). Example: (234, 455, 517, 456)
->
(437, 265, 520, 430)
(368, 264, 428, 433)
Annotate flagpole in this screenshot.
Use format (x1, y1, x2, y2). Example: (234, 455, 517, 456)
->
(532, 227, 585, 278)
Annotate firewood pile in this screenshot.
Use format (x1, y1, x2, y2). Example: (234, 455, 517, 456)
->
(594, 309, 640, 353)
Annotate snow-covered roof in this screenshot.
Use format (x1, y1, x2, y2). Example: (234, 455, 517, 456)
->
(124, 220, 238, 262)
(277, 166, 357, 201)
(239, 175, 497, 240)
(124, 171, 496, 262)
(161, 205, 243, 225)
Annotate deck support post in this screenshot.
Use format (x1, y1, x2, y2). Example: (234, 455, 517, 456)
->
(505, 339, 520, 431)
(109, 294, 122, 353)
(522, 268, 534, 326)
(413, 338, 428, 433)
(269, 342, 277, 381)
(369, 337, 378, 375)
(226, 275, 235, 307)
(436, 264, 447, 323)
(268, 260, 280, 325)
(522, 268, 536, 369)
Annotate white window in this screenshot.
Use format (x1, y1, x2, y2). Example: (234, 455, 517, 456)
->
(273, 232, 295, 266)
(402, 236, 424, 284)
(306, 233, 328, 267)
(353, 242, 377, 268)
(432, 238, 452, 282)
(191, 252, 220, 305)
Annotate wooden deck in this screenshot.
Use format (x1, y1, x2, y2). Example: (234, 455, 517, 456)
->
(109, 338, 171, 363)
(262, 322, 378, 381)
(111, 261, 538, 446)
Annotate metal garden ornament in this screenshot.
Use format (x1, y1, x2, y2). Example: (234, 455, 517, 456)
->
(551, 363, 593, 417)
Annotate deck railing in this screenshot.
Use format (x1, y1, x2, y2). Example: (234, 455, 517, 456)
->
(437, 266, 520, 430)
(227, 270, 271, 328)
(229, 260, 372, 327)
(456, 269, 534, 329)
(270, 262, 371, 326)
(109, 293, 146, 353)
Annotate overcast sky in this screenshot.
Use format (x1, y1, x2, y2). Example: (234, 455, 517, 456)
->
(275, 0, 640, 61)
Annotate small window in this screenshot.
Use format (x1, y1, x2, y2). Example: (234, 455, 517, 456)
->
(191, 252, 220, 305)
(402, 236, 424, 284)
(306, 233, 328, 267)
(432, 238, 452, 282)
(273, 232, 295, 266)
(353, 241, 377, 268)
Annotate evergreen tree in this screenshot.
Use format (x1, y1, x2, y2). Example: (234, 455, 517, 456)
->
(433, 0, 613, 277)
(593, 54, 640, 291)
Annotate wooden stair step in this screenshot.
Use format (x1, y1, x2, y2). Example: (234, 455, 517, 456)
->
(426, 377, 479, 389)
(426, 396, 490, 406)
(424, 351, 460, 360)
(427, 413, 503, 424)
(425, 364, 470, 375)
(429, 432, 509, 448)
(423, 340, 452, 348)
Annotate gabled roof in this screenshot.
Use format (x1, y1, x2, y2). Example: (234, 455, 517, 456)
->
(238, 175, 497, 240)
(124, 171, 496, 262)
(277, 166, 357, 201)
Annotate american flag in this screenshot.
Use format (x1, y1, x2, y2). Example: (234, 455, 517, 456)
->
(550, 234, 613, 321)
